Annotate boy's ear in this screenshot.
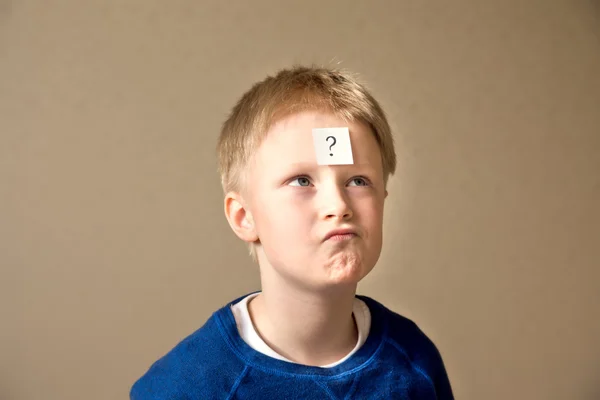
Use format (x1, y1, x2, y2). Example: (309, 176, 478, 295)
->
(224, 192, 258, 243)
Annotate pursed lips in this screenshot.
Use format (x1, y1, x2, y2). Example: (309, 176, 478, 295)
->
(327, 233, 356, 242)
(324, 228, 358, 241)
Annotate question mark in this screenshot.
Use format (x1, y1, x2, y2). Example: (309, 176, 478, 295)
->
(326, 136, 337, 156)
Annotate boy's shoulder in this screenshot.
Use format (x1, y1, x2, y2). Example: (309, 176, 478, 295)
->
(359, 294, 429, 337)
(360, 295, 451, 390)
(130, 303, 244, 400)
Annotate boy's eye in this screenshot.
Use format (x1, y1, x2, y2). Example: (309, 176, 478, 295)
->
(288, 176, 370, 187)
(348, 177, 369, 187)
(288, 176, 312, 187)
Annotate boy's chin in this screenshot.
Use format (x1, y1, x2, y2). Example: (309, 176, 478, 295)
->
(322, 250, 370, 284)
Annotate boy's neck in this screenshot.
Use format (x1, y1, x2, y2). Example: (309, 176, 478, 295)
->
(247, 285, 359, 367)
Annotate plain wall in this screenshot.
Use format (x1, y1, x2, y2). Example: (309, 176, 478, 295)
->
(1, 1, 599, 399)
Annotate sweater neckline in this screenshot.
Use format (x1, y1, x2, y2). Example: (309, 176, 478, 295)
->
(214, 292, 388, 378)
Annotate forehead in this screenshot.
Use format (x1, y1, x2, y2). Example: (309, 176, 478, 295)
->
(256, 111, 382, 168)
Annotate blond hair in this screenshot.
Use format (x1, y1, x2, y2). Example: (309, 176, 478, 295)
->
(217, 65, 396, 262)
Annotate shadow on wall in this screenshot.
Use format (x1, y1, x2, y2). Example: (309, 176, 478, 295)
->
(0, 388, 15, 400)
(0, 0, 11, 22)
(586, 0, 600, 48)
(590, 0, 600, 27)
(584, 361, 600, 400)
(587, 384, 600, 400)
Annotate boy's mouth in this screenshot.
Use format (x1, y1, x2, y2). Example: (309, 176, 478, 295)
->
(327, 233, 356, 242)
(323, 227, 358, 241)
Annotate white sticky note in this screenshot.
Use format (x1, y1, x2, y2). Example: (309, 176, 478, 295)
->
(312, 127, 354, 165)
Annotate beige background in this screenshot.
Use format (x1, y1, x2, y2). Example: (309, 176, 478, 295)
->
(1, 1, 599, 399)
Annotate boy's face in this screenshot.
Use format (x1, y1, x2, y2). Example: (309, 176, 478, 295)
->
(244, 110, 388, 291)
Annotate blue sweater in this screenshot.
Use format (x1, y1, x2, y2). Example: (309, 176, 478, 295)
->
(130, 293, 454, 399)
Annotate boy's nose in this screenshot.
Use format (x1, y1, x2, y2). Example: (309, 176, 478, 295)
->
(319, 186, 353, 221)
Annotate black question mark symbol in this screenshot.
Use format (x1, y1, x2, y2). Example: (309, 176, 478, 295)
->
(326, 136, 337, 156)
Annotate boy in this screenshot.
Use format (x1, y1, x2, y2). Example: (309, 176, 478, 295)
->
(130, 66, 454, 399)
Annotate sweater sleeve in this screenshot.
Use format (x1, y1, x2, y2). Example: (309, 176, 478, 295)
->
(129, 358, 187, 400)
